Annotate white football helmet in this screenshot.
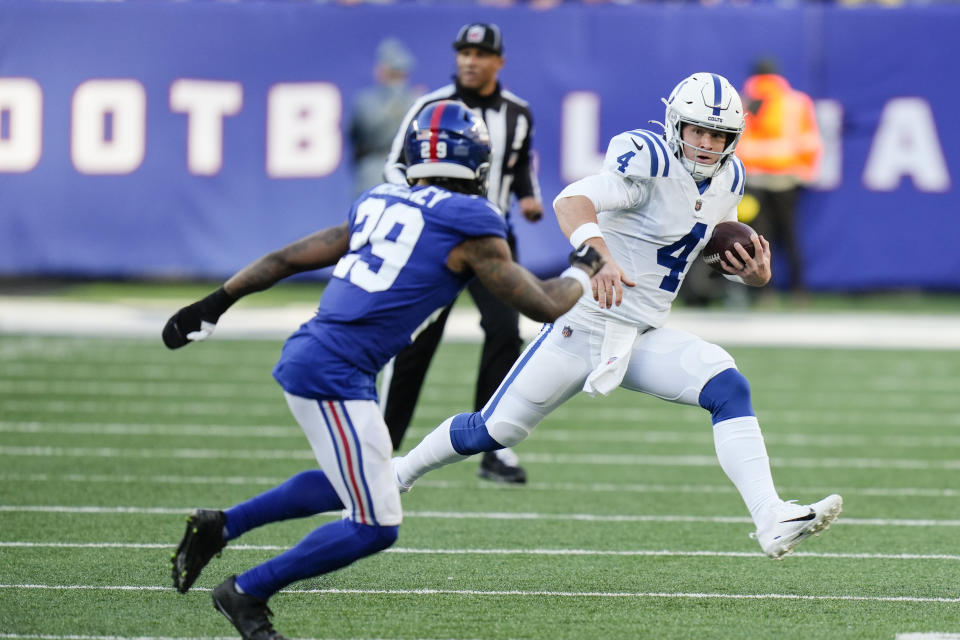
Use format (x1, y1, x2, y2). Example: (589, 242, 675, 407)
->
(661, 72, 745, 181)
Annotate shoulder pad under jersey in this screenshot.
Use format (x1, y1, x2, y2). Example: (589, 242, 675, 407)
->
(602, 129, 673, 181)
(434, 191, 508, 239)
(721, 154, 747, 197)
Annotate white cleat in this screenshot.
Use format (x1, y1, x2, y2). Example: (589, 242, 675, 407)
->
(752, 494, 843, 559)
(392, 457, 413, 494)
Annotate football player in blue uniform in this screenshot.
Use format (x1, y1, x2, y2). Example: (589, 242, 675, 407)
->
(161, 100, 602, 640)
(394, 75, 842, 561)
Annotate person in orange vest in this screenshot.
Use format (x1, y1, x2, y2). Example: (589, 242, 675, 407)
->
(737, 59, 823, 296)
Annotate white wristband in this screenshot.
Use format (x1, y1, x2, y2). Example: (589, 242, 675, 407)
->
(561, 266, 592, 298)
(569, 222, 602, 249)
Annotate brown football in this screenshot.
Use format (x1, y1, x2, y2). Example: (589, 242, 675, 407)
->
(702, 221, 756, 274)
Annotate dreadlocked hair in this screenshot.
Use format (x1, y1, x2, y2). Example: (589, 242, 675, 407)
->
(420, 177, 486, 197)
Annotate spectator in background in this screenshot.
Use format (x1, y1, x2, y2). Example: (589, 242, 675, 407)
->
(380, 22, 543, 484)
(348, 38, 419, 197)
(737, 58, 823, 298)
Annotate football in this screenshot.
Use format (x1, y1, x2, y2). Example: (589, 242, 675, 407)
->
(701, 221, 756, 274)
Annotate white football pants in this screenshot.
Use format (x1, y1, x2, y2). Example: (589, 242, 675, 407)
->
(480, 304, 736, 447)
(284, 393, 402, 526)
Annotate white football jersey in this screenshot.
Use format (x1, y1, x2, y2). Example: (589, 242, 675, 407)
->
(558, 128, 746, 328)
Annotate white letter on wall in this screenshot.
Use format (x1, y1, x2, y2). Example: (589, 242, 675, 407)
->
(561, 91, 604, 183)
(170, 79, 243, 176)
(811, 99, 843, 191)
(72, 79, 146, 174)
(266, 82, 341, 178)
(0, 78, 42, 172)
(863, 97, 950, 192)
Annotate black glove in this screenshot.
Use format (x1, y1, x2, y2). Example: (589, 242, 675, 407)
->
(162, 287, 236, 350)
(568, 243, 603, 277)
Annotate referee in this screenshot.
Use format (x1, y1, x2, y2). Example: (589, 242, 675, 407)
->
(381, 22, 542, 483)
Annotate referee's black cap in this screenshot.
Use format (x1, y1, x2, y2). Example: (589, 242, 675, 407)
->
(452, 23, 503, 56)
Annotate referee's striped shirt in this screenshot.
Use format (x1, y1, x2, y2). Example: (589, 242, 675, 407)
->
(384, 81, 541, 218)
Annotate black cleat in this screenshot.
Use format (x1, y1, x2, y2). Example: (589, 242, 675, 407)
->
(171, 508, 227, 594)
(478, 451, 527, 484)
(212, 575, 287, 640)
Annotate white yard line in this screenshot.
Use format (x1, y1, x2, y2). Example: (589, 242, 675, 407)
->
(2, 541, 959, 561)
(0, 635, 440, 640)
(416, 406, 960, 427)
(0, 635, 251, 640)
(0, 422, 301, 438)
(518, 452, 960, 470)
(0, 445, 315, 461)
(7, 633, 957, 640)
(1, 505, 958, 527)
(4, 421, 960, 449)
(0, 380, 278, 399)
(3, 363, 958, 394)
(0, 583, 957, 604)
(2, 445, 957, 470)
(5, 380, 960, 408)
(0, 399, 284, 417)
(0, 635, 411, 640)
(2, 298, 960, 349)
(4, 472, 956, 498)
(9, 397, 960, 428)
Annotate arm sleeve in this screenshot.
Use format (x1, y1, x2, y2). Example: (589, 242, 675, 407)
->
(554, 171, 644, 214)
(509, 110, 541, 202)
(554, 129, 674, 213)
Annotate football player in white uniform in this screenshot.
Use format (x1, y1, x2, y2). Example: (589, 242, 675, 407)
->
(394, 73, 842, 560)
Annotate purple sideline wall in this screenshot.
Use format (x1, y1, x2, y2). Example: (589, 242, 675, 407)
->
(0, 2, 956, 291)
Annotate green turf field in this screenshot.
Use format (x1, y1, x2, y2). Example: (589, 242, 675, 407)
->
(1, 334, 958, 639)
(5, 278, 960, 314)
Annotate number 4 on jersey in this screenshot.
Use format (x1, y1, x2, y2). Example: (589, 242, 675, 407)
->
(657, 223, 707, 292)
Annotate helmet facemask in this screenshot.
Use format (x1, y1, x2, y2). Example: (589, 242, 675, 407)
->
(671, 118, 741, 181)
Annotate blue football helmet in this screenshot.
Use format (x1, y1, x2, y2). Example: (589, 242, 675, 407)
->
(404, 100, 491, 192)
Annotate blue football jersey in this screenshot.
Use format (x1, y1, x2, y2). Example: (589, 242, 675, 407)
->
(273, 183, 507, 400)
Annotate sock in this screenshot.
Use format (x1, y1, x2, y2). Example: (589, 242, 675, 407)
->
(713, 417, 781, 526)
(223, 470, 343, 540)
(235, 519, 398, 599)
(395, 416, 468, 487)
